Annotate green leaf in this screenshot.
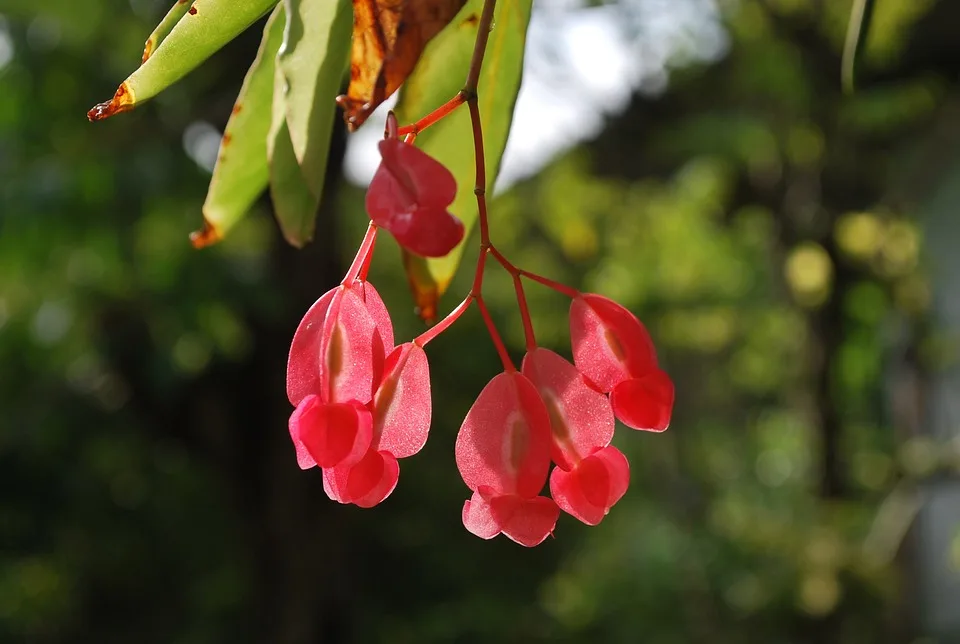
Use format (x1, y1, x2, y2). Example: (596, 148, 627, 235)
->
(265, 0, 353, 247)
(88, 0, 279, 120)
(191, 5, 284, 248)
(141, 0, 194, 63)
(393, 0, 533, 320)
(842, 0, 876, 94)
(278, 0, 353, 182)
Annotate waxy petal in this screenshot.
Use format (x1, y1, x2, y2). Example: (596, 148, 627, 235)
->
(288, 404, 317, 470)
(373, 343, 431, 459)
(455, 372, 553, 499)
(366, 139, 464, 258)
(462, 489, 502, 540)
(322, 449, 400, 508)
(388, 206, 464, 258)
(319, 285, 377, 404)
(570, 293, 658, 393)
(286, 288, 337, 406)
(550, 445, 630, 526)
(377, 138, 457, 209)
(292, 396, 373, 469)
(521, 348, 615, 470)
(461, 488, 559, 547)
(358, 281, 394, 353)
(610, 370, 674, 432)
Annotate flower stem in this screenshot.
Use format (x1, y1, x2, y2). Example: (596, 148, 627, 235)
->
(519, 269, 580, 299)
(415, 294, 474, 347)
(342, 222, 378, 286)
(397, 93, 466, 137)
(476, 296, 515, 372)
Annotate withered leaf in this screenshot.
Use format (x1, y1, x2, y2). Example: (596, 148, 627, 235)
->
(336, 0, 467, 130)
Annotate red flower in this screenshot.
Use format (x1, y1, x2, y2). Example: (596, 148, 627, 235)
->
(522, 348, 629, 525)
(456, 371, 560, 546)
(366, 138, 464, 258)
(569, 294, 674, 432)
(286, 279, 431, 507)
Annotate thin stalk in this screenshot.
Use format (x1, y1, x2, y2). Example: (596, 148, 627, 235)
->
(342, 222, 378, 285)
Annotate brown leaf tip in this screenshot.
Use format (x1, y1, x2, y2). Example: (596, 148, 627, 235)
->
(87, 84, 133, 122)
(189, 218, 221, 249)
(336, 94, 374, 132)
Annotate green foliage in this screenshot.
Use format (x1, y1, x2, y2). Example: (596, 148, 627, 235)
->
(201, 6, 282, 243)
(267, 0, 352, 246)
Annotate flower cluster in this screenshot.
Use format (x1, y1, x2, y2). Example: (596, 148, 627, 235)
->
(285, 118, 674, 546)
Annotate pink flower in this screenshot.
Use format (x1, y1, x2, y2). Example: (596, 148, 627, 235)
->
(366, 138, 464, 258)
(456, 371, 560, 546)
(569, 293, 674, 432)
(522, 348, 629, 525)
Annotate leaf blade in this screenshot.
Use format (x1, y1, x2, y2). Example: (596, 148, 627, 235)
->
(842, 0, 876, 94)
(191, 4, 285, 248)
(88, 0, 279, 120)
(278, 0, 353, 187)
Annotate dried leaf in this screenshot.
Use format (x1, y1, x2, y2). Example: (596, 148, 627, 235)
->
(336, 0, 467, 130)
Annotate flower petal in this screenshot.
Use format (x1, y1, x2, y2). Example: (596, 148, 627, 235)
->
(286, 288, 336, 406)
(294, 397, 373, 469)
(377, 138, 457, 208)
(455, 372, 553, 498)
(358, 281, 394, 354)
(287, 395, 318, 470)
(320, 285, 377, 404)
(323, 449, 400, 508)
(610, 370, 674, 432)
(491, 494, 560, 547)
(462, 490, 501, 540)
(569, 293, 658, 393)
(550, 445, 630, 525)
(521, 348, 615, 470)
(346, 450, 400, 508)
(373, 343, 431, 459)
(388, 206, 464, 258)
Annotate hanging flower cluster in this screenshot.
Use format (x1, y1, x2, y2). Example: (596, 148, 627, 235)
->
(285, 111, 675, 546)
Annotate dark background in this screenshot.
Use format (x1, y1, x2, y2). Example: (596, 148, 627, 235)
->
(1, 0, 959, 642)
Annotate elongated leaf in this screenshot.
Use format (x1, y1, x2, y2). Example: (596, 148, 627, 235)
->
(269, 50, 318, 248)
(842, 0, 876, 94)
(141, 0, 194, 63)
(264, 0, 353, 247)
(393, 0, 533, 321)
(191, 5, 284, 248)
(278, 0, 353, 185)
(88, 0, 279, 121)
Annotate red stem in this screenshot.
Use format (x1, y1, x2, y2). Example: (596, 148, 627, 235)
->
(476, 296, 515, 372)
(397, 92, 466, 137)
(519, 269, 580, 299)
(342, 222, 378, 285)
(415, 294, 474, 347)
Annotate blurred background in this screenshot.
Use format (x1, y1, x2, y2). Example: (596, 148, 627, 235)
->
(2, 0, 959, 641)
